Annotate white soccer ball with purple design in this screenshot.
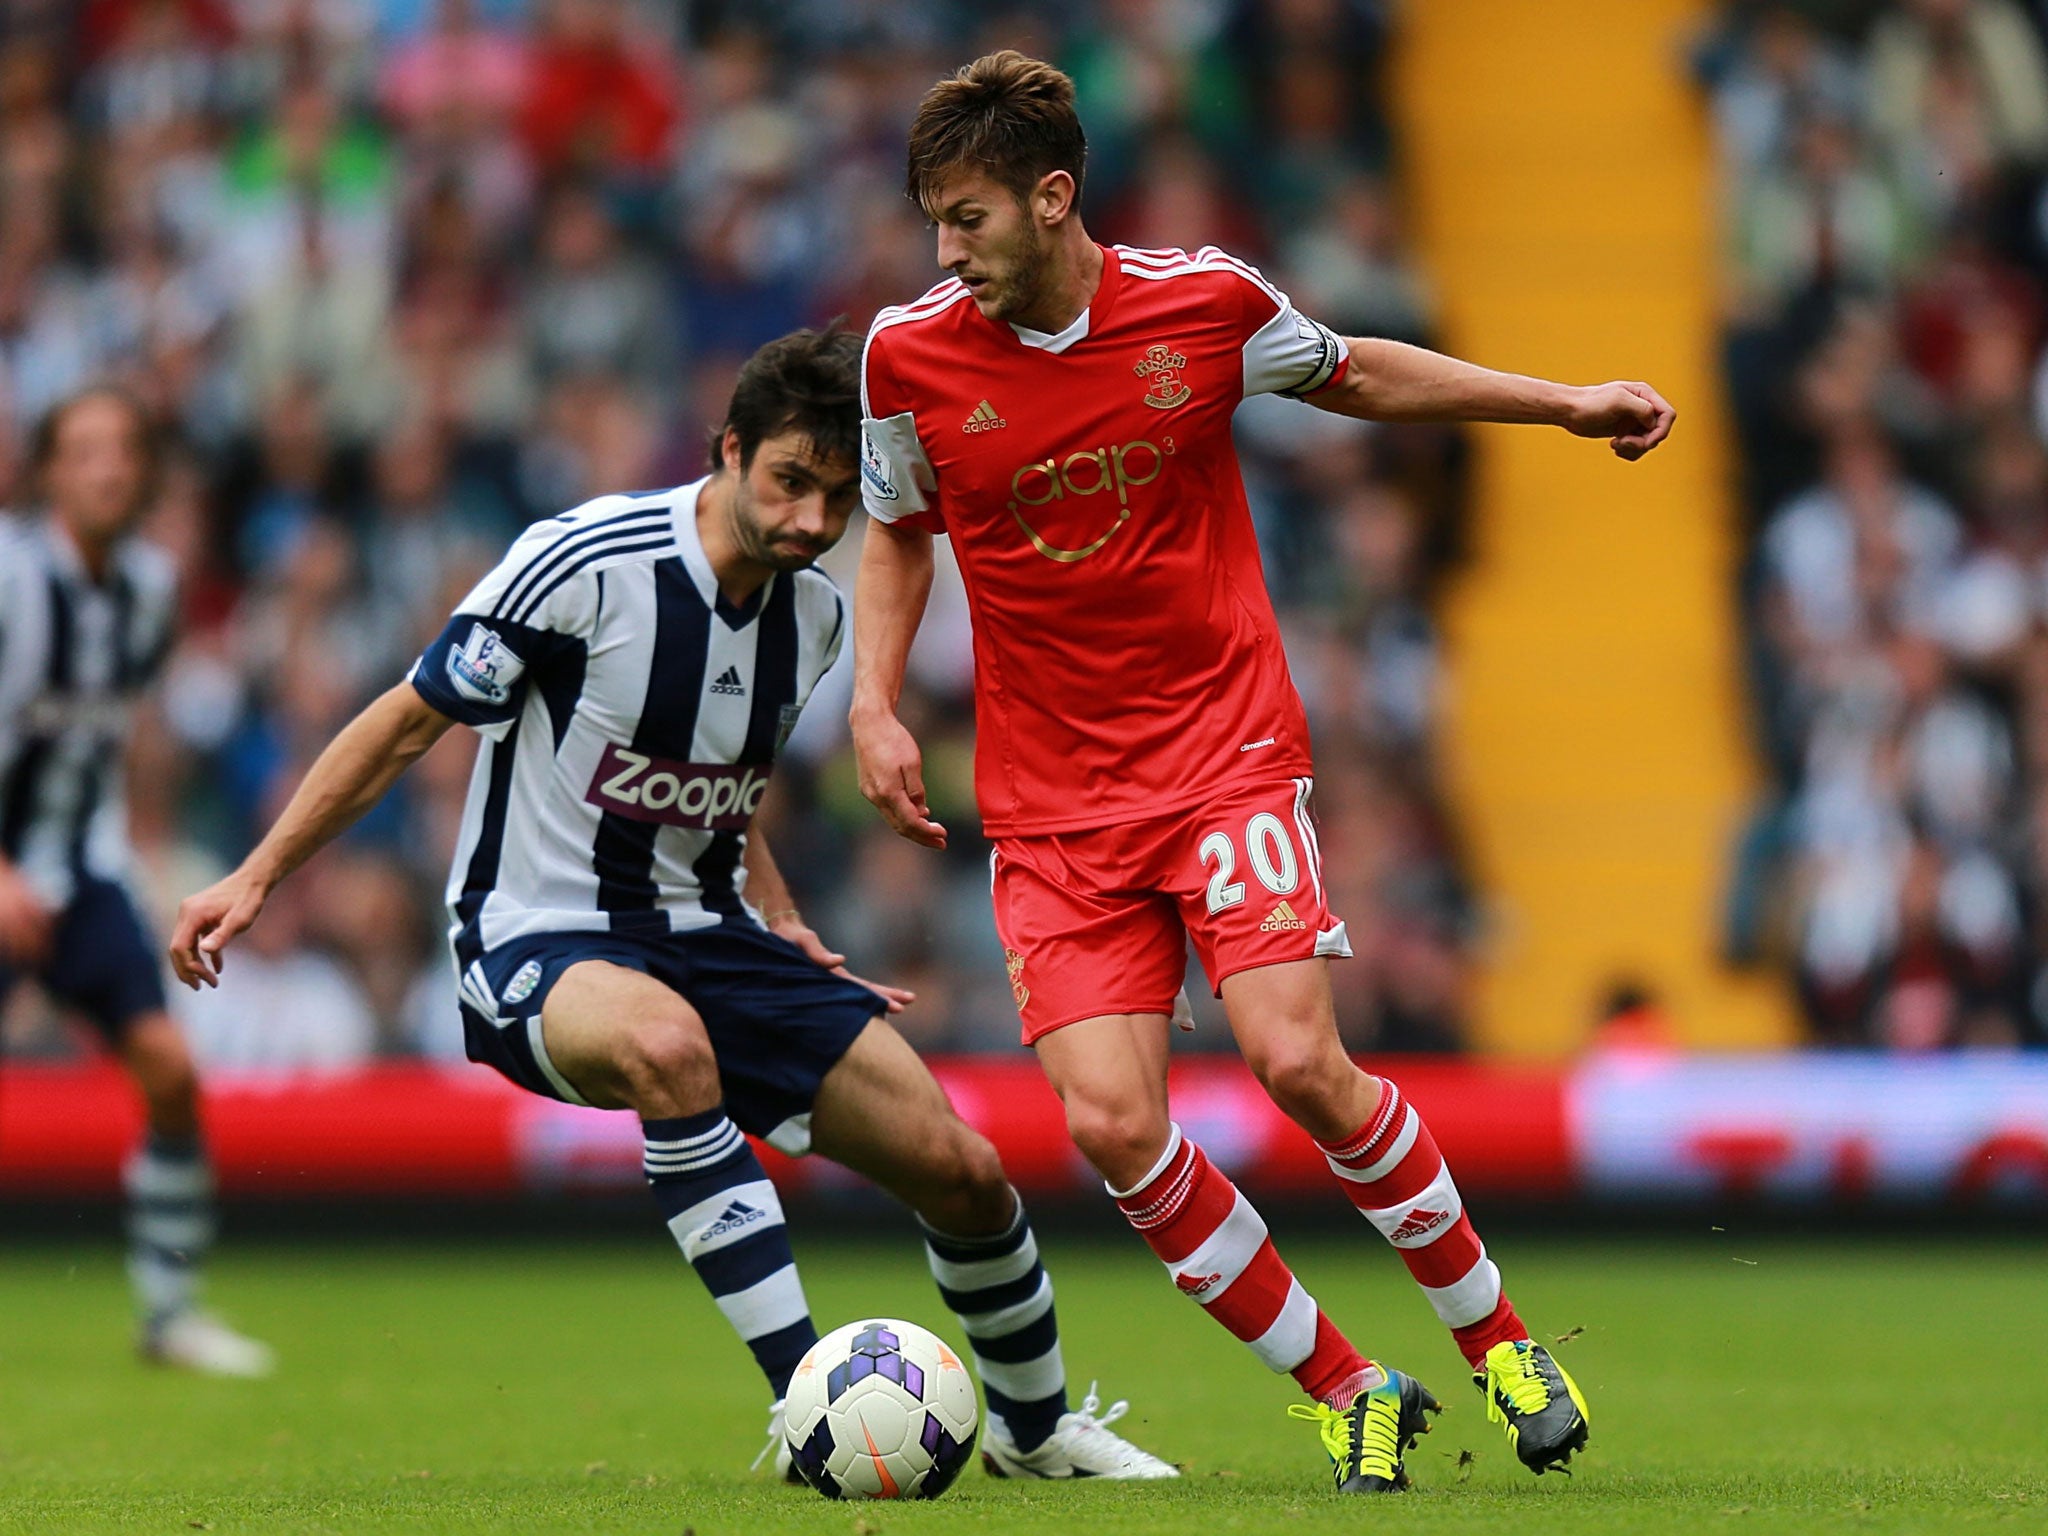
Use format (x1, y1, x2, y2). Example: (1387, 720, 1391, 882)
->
(782, 1318, 979, 1500)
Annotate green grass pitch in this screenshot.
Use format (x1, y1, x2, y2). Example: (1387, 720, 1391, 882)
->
(0, 1226, 2040, 1534)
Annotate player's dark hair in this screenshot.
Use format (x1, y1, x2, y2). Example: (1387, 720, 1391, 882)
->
(29, 383, 166, 513)
(711, 323, 862, 474)
(905, 50, 1087, 215)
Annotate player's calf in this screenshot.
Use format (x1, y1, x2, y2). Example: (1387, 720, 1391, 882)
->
(1317, 1071, 1598, 1478)
(879, 1115, 1065, 1449)
(808, 1021, 1173, 1478)
(540, 963, 820, 1401)
(115, 1014, 271, 1375)
(1316, 1075, 1530, 1367)
(644, 1105, 817, 1396)
(1110, 1124, 1369, 1403)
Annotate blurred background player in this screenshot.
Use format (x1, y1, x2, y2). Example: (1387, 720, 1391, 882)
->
(168, 327, 1173, 1481)
(854, 52, 1673, 1493)
(0, 387, 273, 1378)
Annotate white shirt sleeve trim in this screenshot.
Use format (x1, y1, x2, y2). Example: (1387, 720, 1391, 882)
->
(1243, 300, 1347, 399)
(861, 410, 936, 523)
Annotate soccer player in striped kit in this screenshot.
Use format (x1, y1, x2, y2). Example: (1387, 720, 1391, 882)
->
(0, 387, 273, 1376)
(170, 328, 1171, 1481)
(854, 54, 1675, 1493)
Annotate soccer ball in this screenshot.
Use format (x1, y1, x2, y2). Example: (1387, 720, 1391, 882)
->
(782, 1318, 979, 1500)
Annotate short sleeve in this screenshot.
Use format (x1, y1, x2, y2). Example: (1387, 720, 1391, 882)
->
(860, 324, 944, 531)
(0, 539, 35, 727)
(120, 543, 181, 690)
(821, 589, 848, 674)
(408, 518, 604, 739)
(1218, 252, 1349, 399)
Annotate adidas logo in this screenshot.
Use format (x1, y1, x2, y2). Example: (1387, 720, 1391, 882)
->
(962, 399, 1008, 434)
(701, 1199, 769, 1241)
(1260, 900, 1308, 932)
(709, 666, 746, 696)
(1173, 1269, 1225, 1298)
(1388, 1205, 1451, 1244)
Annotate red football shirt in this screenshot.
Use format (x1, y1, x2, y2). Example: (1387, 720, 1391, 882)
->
(860, 244, 1350, 837)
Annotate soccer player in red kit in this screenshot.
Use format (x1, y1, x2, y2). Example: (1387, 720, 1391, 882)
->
(853, 52, 1674, 1494)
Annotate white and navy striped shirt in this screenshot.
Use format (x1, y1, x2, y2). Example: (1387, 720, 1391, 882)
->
(409, 478, 846, 967)
(0, 514, 178, 908)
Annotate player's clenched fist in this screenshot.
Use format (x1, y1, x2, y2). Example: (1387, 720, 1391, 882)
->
(851, 705, 949, 850)
(168, 871, 270, 989)
(1561, 380, 1676, 461)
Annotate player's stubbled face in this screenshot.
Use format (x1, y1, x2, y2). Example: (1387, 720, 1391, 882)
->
(44, 394, 151, 542)
(927, 169, 1050, 323)
(730, 431, 860, 572)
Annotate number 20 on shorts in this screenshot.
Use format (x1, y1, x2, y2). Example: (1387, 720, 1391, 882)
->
(1199, 812, 1302, 915)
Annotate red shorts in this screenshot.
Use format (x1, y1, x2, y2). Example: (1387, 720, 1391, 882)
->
(991, 777, 1352, 1043)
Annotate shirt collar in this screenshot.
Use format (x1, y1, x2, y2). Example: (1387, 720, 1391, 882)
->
(1005, 245, 1121, 355)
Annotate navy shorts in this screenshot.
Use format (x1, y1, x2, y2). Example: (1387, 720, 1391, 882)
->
(0, 876, 169, 1042)
(455, 919, 881, 1152)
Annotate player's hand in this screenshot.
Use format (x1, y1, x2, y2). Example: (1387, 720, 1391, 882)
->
(851, 706, 948, 850)
(0, 864, 53, 966)
(769, 911, 916, 1015)
(1561, 381, 1675, 461)
(168, 869, 270, 989)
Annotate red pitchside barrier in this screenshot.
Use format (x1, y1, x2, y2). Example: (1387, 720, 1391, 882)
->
(2, 1053, 2045, 1205)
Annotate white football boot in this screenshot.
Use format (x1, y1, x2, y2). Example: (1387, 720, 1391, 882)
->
(981, 1382, 1179, 1479)
(752, 1399, 803, 1483)
(141, 1311, 275, 1378)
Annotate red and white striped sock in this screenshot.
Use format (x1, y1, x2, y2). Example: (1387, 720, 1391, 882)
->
(1319, 1079, 1526, 1369)
(1111, 1124, 1367, 1403)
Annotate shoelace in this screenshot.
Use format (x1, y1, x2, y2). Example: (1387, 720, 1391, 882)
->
(1287, 1401, 1354, 1465)
(1068, 1380, 1131, 1435)
(749, 1399, 785, 1472)
(1289, 1391, 1402, 1474)
(1485, 1348, 1552, 1424)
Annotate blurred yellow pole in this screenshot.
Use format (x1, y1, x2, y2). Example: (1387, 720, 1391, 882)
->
(1391, 0, 1795, 1053)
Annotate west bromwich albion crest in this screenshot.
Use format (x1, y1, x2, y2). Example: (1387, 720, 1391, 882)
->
(502, 959, 544, 1006)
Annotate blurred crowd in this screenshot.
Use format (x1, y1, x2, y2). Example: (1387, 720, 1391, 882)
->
(1700, 0, 2048, 1048)
(0, 0, 1477, 1066)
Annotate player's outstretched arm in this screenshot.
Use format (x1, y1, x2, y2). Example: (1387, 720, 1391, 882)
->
(743, 824, 914, 1014)
(169, 684, 454, 988)
(851, 519, 948, 850)
(1309, 337, 1675, 461)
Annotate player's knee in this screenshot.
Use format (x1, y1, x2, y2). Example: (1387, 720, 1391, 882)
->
(1063, 1096, 1168, 1187)
(123, 1019, 199, 1118)
(1248, 1039, 1346, 1125)
(918, 1125, 1013, 1233)
(615, 1013, 718, 1110)
(950, 1128, 1010, 1213)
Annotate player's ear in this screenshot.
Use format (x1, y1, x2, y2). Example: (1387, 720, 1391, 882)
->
(1035, 171, 1076, 227)
(721, 428, 744, 476)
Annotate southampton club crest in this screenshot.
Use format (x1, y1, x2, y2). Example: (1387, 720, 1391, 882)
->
(1133, 343, 1192, 410)
(1004, 948, 1030, 1010)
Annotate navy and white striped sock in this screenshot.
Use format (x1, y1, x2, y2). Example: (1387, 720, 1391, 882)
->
(643, 1109, 816, 1397)
(124, 1132, 214, 1326)
(921, 1189, 1067, 1453)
